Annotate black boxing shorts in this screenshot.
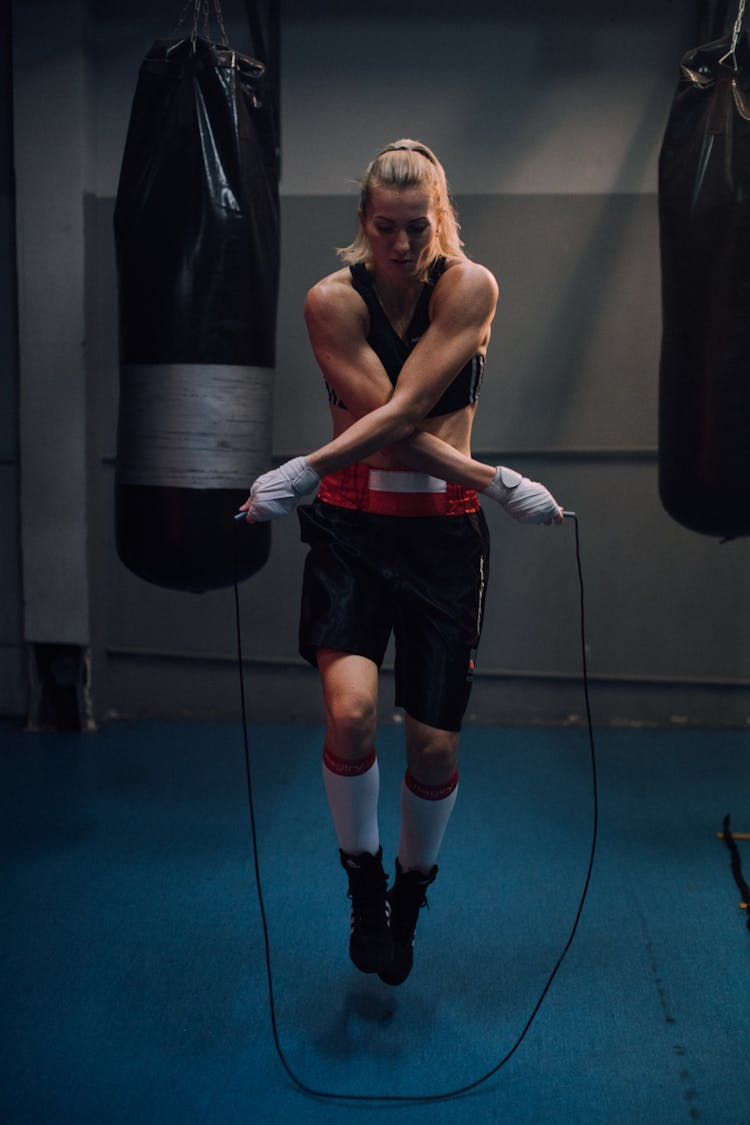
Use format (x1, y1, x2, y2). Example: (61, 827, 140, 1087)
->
(297, 472, 490, 732)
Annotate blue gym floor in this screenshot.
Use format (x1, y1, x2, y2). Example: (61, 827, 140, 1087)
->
(2, 719, 749, 1124)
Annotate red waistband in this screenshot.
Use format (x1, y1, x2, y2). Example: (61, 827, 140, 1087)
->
(317, 464, 481, 517)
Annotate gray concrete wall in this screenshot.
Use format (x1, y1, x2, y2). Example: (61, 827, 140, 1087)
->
(9, 0, 750, 726)
(1, 3, 25, 715)
(14, 1, 92, 649)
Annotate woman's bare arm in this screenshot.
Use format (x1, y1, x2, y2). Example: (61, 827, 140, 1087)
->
(302, 268, 496, 489)
(239, 264, 562, 524)
(303, 262, 498, 479)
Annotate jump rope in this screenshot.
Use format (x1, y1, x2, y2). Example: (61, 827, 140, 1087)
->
(231, 508, 597, 1104)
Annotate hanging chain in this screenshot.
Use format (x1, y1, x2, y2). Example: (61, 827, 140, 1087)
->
(213, 0, 229, 47)
(176, 0, 193, 30)
(720, 0, 747, 70)
(188, 0, 229, 49)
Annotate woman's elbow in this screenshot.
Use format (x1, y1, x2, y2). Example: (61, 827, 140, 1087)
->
(391, 394, 432, 435)
(388, 407, 423, 444)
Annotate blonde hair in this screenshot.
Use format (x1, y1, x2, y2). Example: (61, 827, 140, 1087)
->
(337, 139, 465, 281)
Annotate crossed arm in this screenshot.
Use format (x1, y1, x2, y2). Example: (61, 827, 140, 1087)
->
(239, 262, 562, 523)
(298, 261, 497, 489)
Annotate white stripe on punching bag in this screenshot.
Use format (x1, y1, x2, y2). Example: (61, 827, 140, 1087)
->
(116, 363, 272, 489)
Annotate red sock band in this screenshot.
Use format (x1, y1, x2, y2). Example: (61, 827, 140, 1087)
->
(323, 745, 377, 778)
(404, 769, 459, 802)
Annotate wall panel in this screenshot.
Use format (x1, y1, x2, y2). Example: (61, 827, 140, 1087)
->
(12, 0, 750, 725)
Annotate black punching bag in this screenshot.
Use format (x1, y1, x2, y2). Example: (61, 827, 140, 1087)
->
(114, 36, 278, 590)
(658, 29, 750, 538)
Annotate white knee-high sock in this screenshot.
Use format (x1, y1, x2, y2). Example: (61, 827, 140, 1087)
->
(322, 745, 380, 856)
(398, 770, 459, 873)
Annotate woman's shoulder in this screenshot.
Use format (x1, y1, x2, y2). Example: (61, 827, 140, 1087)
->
(432, 257, 499, 313)
(306, 267, 355, 310)
(439, 257, 497, 290)
(304, 268, 367, 332)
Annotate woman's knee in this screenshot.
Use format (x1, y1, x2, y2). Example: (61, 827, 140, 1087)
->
(405, 718, 459, 785)
(325, 691, 377, 746)
(318, 651, 379, 757)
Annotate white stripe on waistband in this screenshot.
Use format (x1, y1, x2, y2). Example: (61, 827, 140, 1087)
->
(368, 469, 447, 494)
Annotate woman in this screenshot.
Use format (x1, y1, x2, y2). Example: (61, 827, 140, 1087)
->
(240, 140, 562, 985)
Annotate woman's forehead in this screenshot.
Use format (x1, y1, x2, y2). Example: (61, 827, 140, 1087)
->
(367, 184, 434, 219)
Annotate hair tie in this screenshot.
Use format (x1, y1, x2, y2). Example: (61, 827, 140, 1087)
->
(380, 143, 436, 165)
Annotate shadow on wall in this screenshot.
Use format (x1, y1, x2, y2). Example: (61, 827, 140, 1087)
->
(488, 73, 672, 451)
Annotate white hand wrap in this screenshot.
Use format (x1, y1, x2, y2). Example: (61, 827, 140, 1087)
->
(246, 456, 320, 521)
(483, 466, 562, 525)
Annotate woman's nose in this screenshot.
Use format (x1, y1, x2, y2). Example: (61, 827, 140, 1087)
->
(393, 227, 410, 251)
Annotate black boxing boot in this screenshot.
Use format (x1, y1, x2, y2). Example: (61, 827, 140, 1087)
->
(378, 859, 437, 986)
(339, 846, 392, 973)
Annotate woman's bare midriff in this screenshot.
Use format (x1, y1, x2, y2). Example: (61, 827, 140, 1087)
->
(329, 401, 477, 470)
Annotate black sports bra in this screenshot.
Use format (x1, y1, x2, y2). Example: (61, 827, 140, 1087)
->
(324, 258, 485, 419)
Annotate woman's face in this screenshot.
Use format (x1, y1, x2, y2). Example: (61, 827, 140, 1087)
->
(360, 184, 438, 283)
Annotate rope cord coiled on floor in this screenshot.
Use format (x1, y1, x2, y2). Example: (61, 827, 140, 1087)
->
(232, 510, 598, 1104)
